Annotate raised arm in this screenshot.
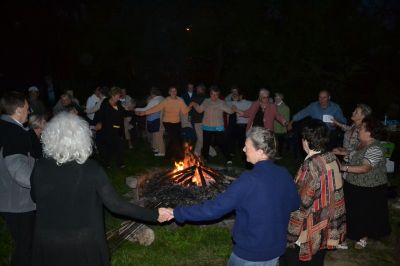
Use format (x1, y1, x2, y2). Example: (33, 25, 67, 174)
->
(240, 101, 257, 118)
(135, 97, 163, 112)
(292, 104, 312, 122)
(192, 102, 205, 113)
(221, 102, 234, 114)
(334, 105, 347, 124)
(173, 175, 251, 223)
(142, 101, 165, 116)
(95, 166, 158, 223)
(179, 100, 192, 115)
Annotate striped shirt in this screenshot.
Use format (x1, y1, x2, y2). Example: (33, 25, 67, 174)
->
(346, 141, 387, 187)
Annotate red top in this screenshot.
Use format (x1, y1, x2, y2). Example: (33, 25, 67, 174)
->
(242, 101, 286, 132)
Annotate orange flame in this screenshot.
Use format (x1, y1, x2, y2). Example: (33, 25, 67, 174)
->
(172, 143, 215, 187)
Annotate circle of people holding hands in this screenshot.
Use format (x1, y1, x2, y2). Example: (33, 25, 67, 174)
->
(0, 83, 391, 266)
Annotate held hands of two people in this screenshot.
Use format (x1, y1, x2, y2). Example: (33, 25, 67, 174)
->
(188, 102, 198, 108)
(157, 208, 174, 223)
(135, 110, 146, 116)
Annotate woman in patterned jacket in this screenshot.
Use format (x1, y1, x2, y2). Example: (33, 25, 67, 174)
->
(282, 119, 346, 266)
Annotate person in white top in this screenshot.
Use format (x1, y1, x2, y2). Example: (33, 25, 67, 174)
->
(86, 87, 106, 121)
(226, 89, 252, 155)
(135, 87, 165, 156)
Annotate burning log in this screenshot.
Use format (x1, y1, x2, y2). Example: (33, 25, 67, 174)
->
(175, 171, 195, 183)
(169, 165, 196, 180)
(183, 176, 195, 186)
(197, 167, 207, 187)
(201, 167, 224, 182)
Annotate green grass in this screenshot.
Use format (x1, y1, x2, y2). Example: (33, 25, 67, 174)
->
(111, 226, 231, 266)
(1, 140, 399, 265)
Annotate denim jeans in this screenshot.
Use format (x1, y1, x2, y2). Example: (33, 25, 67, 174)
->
(227, 252, 279, 266)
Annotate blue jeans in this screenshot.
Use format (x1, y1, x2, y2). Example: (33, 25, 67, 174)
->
(227, 252, 279, 266)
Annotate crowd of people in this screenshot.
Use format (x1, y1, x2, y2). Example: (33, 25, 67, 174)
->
(0, 81, 394, 266)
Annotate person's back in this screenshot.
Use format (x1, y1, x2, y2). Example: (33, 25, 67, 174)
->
(31, 156, 160, 266)
(32, 159, 105, 232)
(31, 159, 110, 265)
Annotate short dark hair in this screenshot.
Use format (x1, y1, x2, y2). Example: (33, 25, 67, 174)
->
(302, 119, 329, 152)
(319, 89, 331, 97)
(209, 85, 220, 93)
(168, 86, 178, 92)
(150, 87, 161, 96)
(196, 83, 207, 94)
(0, 91, 27, 115)
(100, 86, 109, 96)
(362, 116, 384, 140)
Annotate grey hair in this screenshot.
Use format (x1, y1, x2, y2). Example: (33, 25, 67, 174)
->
(28, 114, 46, 130)
(357, 104, 372, 117)
(246, 127, 276, 159)
(258, 88, 270, 101)
(41, 112, 93, 165)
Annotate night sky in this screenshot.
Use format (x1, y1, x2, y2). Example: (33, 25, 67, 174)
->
(1, 0, 399, 115)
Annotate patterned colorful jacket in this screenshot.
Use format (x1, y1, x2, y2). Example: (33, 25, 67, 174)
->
(287, 152, 346, 261)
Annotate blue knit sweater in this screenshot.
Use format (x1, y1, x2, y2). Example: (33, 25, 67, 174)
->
(174, 160, 300, 261)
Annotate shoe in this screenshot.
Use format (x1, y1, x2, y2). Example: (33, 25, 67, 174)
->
(226, 160, 233, 165)
(154, 153, 165, 157)
(337, 243, 348, 250)
(355, 238, 367, 249)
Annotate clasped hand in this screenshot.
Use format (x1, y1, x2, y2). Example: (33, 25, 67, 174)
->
(157, 208, 174, 223)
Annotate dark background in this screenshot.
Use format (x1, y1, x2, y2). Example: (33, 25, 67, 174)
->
(1, 0, 399, 116)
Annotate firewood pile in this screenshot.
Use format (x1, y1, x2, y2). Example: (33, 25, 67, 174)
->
(140, 165, 232, 208)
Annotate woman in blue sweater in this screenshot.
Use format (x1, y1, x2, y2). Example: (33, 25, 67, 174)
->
(172, 127, 300, 266)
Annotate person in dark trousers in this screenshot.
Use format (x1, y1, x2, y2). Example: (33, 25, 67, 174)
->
(0, 91, 36, 266)
(282, 119, 346, 266)
(30, 112, 173, 266)
(137, 86, 191, 161)
(191, 86, 234, 164)
(94, 86, 133, 168)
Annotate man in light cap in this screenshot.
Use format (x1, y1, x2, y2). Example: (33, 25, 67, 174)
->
(28, 86, 47, 116)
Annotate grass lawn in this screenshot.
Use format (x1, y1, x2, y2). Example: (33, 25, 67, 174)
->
(1, 139, 399, 265)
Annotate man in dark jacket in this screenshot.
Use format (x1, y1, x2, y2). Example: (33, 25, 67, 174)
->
(0, 91, 36, 266)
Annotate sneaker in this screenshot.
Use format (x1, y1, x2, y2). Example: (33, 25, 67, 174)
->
(337, 243, 348, 250)
(154, 153, 165, 157)
(226, 160, 233, 165)
(355, 238, 367, 249)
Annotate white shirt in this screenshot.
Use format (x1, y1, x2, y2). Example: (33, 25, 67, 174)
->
(86, 94, 101, 120)
(226, 99, 252, 124)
